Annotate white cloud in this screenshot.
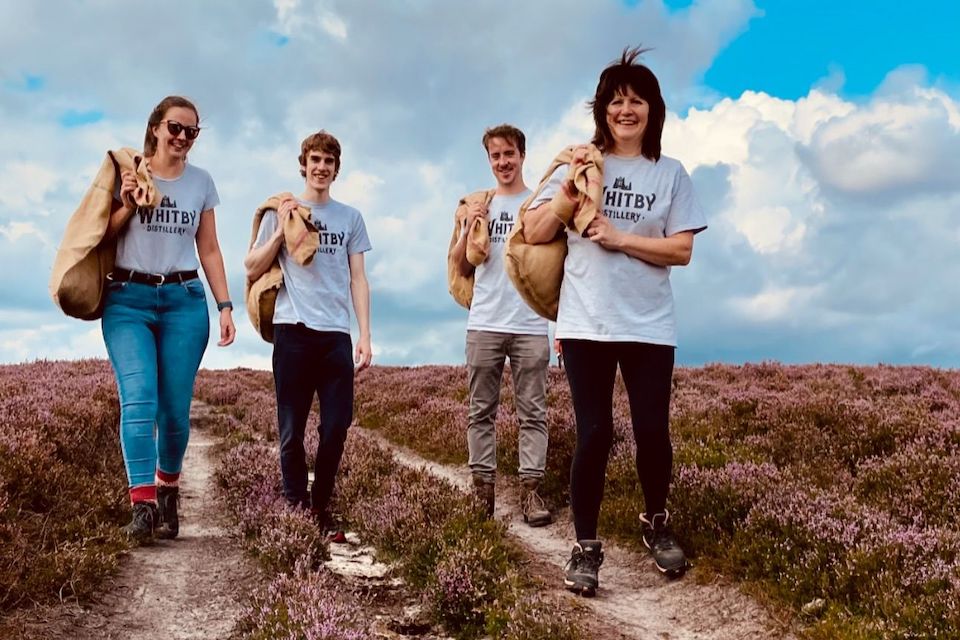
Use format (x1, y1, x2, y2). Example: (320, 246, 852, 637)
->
(0, 221, 50, 245)
(0, 162, 58, 211)
(3, 2, 958, 367)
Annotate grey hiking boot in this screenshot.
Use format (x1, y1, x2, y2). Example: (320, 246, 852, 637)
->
(156, 486, 180, 540)
(123, 501, 157, 545)
(640, 510, 690, 578)
(564, 540, 603, 597)
(472, 475, 495, 518)
(519, 477, 552, 527)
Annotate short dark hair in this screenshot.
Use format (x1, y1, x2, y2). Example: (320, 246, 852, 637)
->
(482, 124, 526, 156)
(299, 131, 342, 177)
(589, 47, 665, 161)
(143, 96, 199, 157)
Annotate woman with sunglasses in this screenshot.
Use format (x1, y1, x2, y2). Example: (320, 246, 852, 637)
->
(103, 95, 235, 543)
(522, 48, 707, 595)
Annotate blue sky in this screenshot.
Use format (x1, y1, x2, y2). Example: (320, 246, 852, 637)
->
(704, 1, 959, 99)
(1, 0, 958, 369)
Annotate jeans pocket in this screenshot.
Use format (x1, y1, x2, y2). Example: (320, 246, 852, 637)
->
(106, 280, 128, 292)
(183, 279, 206, 300)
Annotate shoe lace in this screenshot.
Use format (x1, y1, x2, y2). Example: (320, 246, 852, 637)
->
(524, 488, 547, 512)
(650, 524, 679, 553)
(582, 548, 604, 571)
(133, 503, 155, 527)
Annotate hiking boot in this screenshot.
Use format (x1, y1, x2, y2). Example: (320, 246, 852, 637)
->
(156, 486, 180, 540)
(640, 510, 689, 577)
(122, 501, 157, 545)
(311, 508, 348, 544)
(472, 475, 495, 518)
(563, 540, 603, 597)
(519, 477, 552, 527)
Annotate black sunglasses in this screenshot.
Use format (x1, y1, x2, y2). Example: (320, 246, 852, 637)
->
(161, 120, 201, 140)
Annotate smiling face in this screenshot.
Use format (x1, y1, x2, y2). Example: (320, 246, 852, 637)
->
(303, 150, 337, 193)
(152, 105, 198, 161)
(605, 86, 649, 154)
(485, 136, 524, 190)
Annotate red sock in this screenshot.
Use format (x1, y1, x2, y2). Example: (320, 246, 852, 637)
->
(156, 469, 181, 487)
(130, 485, 157, 504)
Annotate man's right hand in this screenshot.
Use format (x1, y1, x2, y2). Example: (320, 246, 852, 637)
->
(274, 198, 298, 239)
(465, 201, 488, 233)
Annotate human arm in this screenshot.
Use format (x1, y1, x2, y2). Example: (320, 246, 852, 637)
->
(243, 198, 297, 281)
(195, 209, 236, 346)
(521, 157, 587, 244)
(584, 216, 695, 266)
(104, 170, 140, 240)
(450, 201, 488, 277)
(348, 252, 372, 371)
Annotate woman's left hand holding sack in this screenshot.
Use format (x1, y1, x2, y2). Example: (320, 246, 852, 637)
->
(584, 214, 623, 251)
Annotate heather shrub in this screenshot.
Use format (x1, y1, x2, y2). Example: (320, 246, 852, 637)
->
(0, 360, 129, 613)
(353, 363, 960, 638)
(337, 434, 578, 637)
(237, 559, 367, 640)
(214, 441, 326, 572)
(486, 591, 583, 640)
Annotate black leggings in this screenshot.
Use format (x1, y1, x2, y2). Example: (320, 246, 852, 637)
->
(561, 339, 675, 540)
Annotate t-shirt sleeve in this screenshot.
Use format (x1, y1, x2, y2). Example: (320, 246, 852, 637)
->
(665, 164, 708, 237)
(253, 210, 278, 249)
(202, 172, 220, 211)
(526, 164, 568, 210)
(348, 211, 372, 255)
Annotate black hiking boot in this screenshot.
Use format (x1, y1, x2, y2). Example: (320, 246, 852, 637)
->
(472, 475, 495, 518)
(156, 486, 180, 540)
(563, 540, 603, 597)
(640, 510, 690, 578)
(519, 477, 552, 527)
(122, 501, 157, 545)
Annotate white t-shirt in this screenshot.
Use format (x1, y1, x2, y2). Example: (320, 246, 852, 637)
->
(114, 163, 219, 273)
(529, 153, 707, 345)
(466, 189, 548, 336)
(254, 197, 371, 335)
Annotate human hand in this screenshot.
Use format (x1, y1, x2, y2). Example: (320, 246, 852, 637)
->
(218, 309, 236, 346)
(119, 170, 138, 209)
(465, 201, 487, 232)
(355, 335, 372, 372)
(584, 215, 622, 250)
(274, 198, 298, 238)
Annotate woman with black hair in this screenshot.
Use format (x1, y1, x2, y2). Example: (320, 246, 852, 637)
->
(523, 48, 707, 596)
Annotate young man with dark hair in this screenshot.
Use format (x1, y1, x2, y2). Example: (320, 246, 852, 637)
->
(245, 130, 372, 541)
(450, 124, 552, 527)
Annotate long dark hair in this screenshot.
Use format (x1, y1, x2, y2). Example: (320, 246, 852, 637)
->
(143, 95, 199, 157)
(589, 47, 665, 161)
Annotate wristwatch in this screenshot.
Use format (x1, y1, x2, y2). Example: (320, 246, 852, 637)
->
(217, 300, 234, 312)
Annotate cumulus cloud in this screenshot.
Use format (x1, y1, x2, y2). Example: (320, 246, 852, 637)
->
(2, 1, 957, 368)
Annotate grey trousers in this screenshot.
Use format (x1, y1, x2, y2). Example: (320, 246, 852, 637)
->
(465, 330, 550, 481)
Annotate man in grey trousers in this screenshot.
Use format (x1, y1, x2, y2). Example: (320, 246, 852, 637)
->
(450, 124, 552, 527)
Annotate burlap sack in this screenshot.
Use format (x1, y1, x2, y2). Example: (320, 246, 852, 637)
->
(245, 193, 319, 342)
(446, 189, 496, 309)
(49, 148, 159, 320)
(505, 144, 604, 321)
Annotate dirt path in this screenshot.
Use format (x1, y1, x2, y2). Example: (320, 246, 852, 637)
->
(357, 426, 798, 640)
(16, 403, 258, 640)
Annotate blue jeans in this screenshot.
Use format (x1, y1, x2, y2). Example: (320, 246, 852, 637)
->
(272, 324, 354, 512)
(101, 279, 209, 489)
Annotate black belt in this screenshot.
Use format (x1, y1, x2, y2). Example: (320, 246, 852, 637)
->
(108, 268, 199, 286)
